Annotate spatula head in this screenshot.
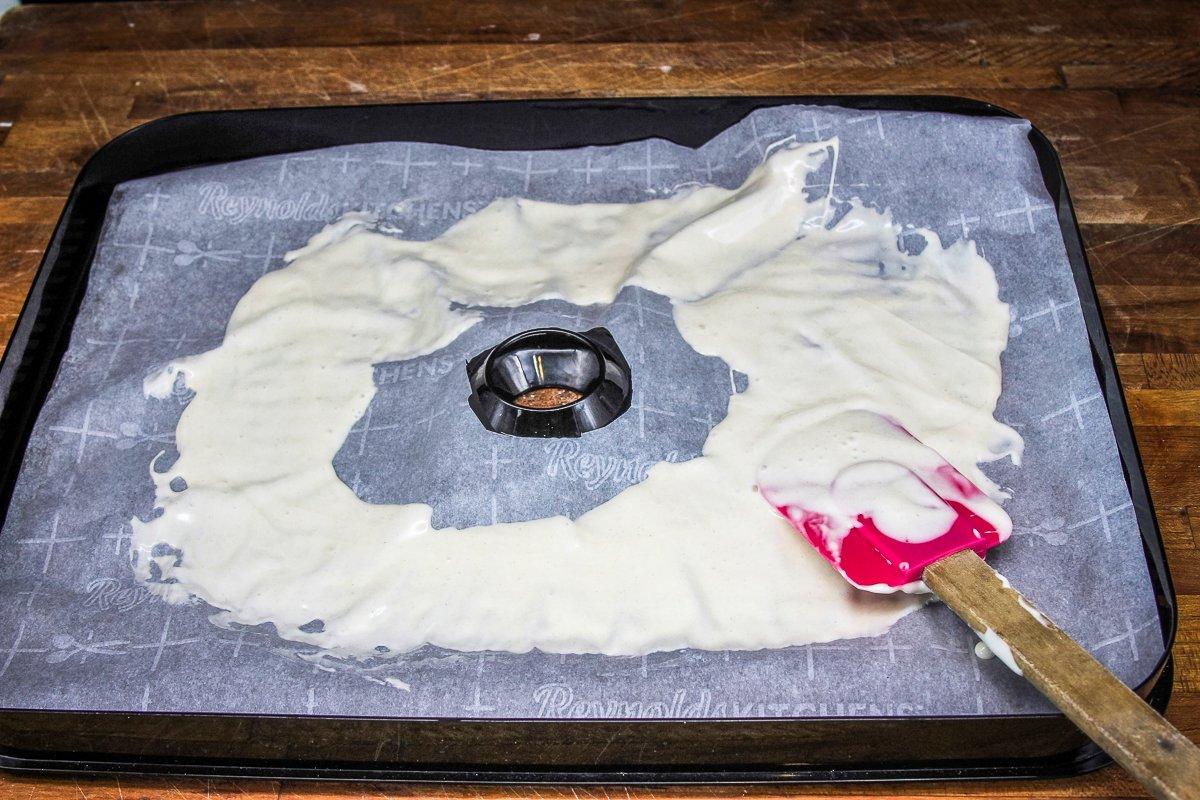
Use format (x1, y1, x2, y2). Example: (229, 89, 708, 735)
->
(757, 410, 1010, 592)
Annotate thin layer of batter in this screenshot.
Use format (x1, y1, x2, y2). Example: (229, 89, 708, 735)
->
(134, 140, 1022, 657)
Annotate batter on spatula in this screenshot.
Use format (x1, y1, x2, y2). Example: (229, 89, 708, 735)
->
(134, 140, 1021, 657)
(758, 409, 1011, 594)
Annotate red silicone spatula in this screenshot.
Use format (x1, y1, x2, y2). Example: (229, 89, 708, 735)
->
(758, 410, 1200, 800)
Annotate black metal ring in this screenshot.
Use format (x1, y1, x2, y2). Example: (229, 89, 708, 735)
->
(466, 326, 632, 438)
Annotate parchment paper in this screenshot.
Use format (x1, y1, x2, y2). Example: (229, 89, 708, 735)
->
(0, 104, 1164, 719)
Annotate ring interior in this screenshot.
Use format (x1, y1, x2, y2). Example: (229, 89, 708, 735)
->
(485, 331, 605, 408)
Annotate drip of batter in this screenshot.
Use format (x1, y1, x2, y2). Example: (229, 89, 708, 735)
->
(135, 140, 1022, 657)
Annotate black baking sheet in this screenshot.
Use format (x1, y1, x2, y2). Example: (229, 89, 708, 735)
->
(0, 96, 1176, 782)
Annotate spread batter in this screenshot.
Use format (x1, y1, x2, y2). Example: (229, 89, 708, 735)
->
(134, 140, 1022, 657)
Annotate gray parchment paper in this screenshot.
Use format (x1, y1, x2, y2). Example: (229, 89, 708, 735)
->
(0, 105, 1164, 719)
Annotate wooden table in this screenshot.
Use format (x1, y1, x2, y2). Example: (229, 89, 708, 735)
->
(0, 0, 1197, 797)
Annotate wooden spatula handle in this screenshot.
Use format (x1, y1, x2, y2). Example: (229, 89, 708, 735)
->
(924, 549, 1200, 800)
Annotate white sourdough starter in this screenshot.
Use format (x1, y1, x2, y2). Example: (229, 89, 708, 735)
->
(134, 141, 1022, 657)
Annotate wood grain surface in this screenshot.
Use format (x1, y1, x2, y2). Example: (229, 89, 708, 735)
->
(0, 0, 1197, 798)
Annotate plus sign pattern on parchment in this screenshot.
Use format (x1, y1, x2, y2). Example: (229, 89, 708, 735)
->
(0, 105, 1164, 720)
